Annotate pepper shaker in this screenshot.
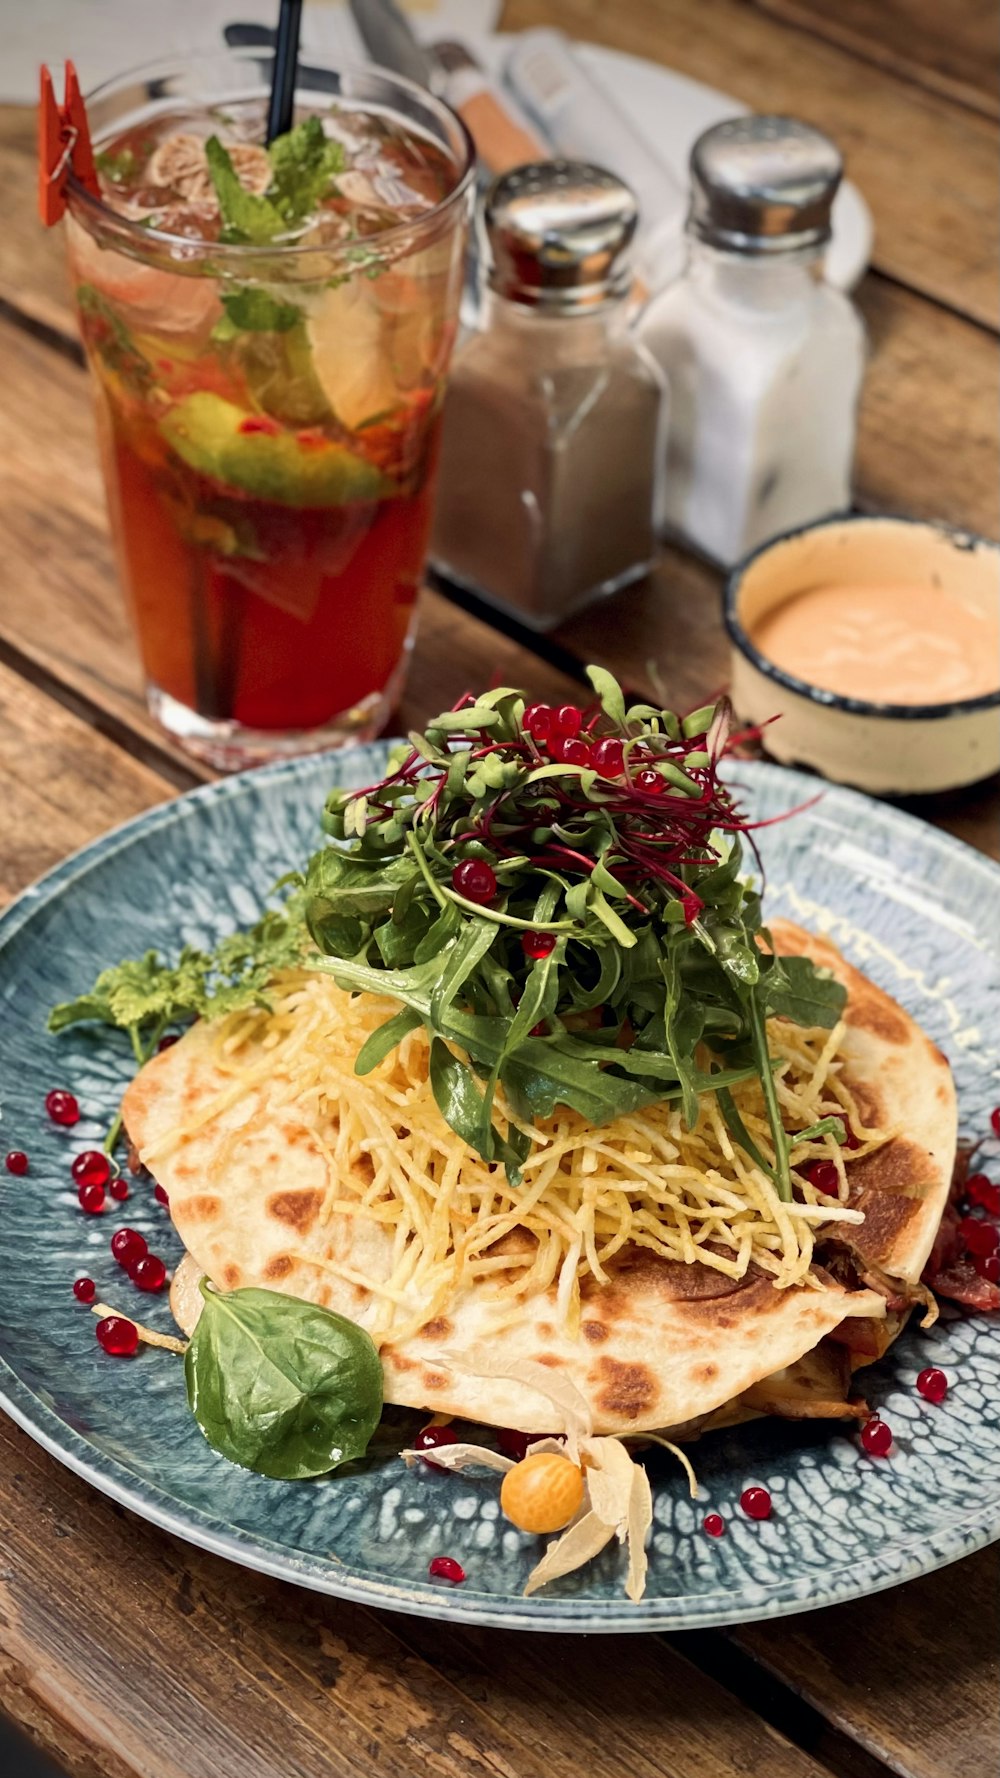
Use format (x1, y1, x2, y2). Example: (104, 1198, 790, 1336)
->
(431, 161, 668, 629)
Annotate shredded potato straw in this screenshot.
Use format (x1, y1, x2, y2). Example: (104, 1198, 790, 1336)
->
(148, 968, 894, 1347)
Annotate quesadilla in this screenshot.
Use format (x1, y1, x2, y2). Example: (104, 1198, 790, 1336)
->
(124, 918, 955, 1438)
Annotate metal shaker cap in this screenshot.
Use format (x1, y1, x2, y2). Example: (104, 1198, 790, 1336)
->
(688, 116, 843, 256)
(485, 160, 638, 308)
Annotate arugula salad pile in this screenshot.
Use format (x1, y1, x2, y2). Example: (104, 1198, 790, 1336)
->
(53, 669, 848, 1201)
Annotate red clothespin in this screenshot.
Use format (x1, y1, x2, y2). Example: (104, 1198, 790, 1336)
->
(39, 60, 99, 226)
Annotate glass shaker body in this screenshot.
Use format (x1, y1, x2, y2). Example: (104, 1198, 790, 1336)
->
(432, 293, 667, 629)
(638, 242, 864, 568)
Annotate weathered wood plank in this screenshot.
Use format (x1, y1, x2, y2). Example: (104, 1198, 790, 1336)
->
(500, 0, 1000, 328)
(0, 662, 170, 905)
(750, 0, 1000, 120)
(733, 1546, 1000, 1778)
(0, 1404, 833, 1778)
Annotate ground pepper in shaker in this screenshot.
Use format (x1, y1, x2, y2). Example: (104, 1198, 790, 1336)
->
(637, 117, 865, 568)
(430, 161, 667, 629)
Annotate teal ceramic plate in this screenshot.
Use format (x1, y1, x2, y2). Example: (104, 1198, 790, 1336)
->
(1, 748, 998, 1632)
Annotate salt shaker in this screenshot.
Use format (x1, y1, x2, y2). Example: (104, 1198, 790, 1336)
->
(430, 162, 667, 629)
(637, 117, 865, 568)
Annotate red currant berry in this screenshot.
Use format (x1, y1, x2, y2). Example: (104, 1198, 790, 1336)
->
(703, 1512, 726, 1538)
(46, 1089, 80, 1126)
(109, 1176, 130, 1201)
(551, 736, 590, 767)
(961, 1217, 999, 1257)
(95, 1315, 138, 1357)
(973, 1252, 1000, 1283)
(916, 1367, 948, 1404)
(635, 767, 665, 794)
(111, 1227, 147, 1269)
(740, 1486, 772, 1520)
(71, 1150, 110, 1190)
(990, 1106, 1000, 1139)
(806, 1159, 840, 1195)
(72, 1276, 96, 1304)
(452, 858, 497, 905)
(428, 1555, 465, 1584)
(78, 1183, 106, 1215)
(552, 704, 582, 739)
(522, 930, 557, 960)
(591, 737, 625, 777)
(968, 1174, 1000, 1216)
(154, 1183, 169, 1208)
(132, 1253, 167, 1292)
(4, 1150, 28, 1176)
(414, 1423, 458, 1470)
(861, 1417, 893, 1457)
(522, 703, 552, 740)
(496, 1427, 553, 1462)
(157, 1033, 180, 1052)
(841, 1125, 862, 1150)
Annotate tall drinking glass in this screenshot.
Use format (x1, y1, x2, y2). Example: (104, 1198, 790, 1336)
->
(64, 52, 474, 767)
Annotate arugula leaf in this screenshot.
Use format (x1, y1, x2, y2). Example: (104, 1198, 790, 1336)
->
(205, 136, 286, 243)
(185, 1282, 382, 1479)
(355, 1007, 422, 1075)
(761, 953, 846, 1028)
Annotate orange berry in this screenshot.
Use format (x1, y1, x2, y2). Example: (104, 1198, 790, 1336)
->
(500, 1451, 585, 1535)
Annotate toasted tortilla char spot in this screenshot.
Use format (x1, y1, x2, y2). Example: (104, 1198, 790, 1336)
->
(537, 1354, 563, 1367)
(175, 1193, 222, 1222)
(266, 1189, 324, 1233)
(842, 1186, 922, 1267)
(587, 1245, 765, 1305)
(582, 1320, 609, 1342)
(591, 1357, 658, 1422)
(264, 1254, 294, 1281)
(222, 1263, 241, 1288)
(847, 1136, 939, 1198)
(696, 1362, 718, 1383)
(845, 993, 910, 1046)
(381, 1347, 414, 1373)
(421, 1317, 452, 1339)
(422, 1370, 447, 1391)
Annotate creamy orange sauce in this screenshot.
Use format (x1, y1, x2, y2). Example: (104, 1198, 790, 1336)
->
(751, 581, 1000, 704)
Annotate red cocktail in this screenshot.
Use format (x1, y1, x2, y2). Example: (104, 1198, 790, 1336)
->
(64, 54, 474, 765)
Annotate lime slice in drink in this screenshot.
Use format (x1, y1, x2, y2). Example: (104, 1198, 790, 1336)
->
(305, 278, 404, 431)
(159, 392, 386, 506)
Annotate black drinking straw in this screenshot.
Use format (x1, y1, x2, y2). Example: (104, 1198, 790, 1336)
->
(266, 0, 303, 144)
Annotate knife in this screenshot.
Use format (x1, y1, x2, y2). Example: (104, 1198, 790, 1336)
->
(347, 0, 441, 92)
(348, 0, 547, 175)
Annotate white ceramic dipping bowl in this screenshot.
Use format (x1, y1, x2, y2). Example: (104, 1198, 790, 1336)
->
(725, 514, 1000, 794)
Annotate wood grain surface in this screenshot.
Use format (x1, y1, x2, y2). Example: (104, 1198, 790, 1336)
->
(1, 3, 999, 1776)
(750, 0, 1000, 119)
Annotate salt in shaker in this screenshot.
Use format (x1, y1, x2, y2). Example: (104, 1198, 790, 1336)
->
(637, 117, 865, 568)
(431, 161, 668, 629)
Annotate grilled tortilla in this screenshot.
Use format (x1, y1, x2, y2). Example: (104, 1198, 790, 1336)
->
(124, 922, 955, 1438)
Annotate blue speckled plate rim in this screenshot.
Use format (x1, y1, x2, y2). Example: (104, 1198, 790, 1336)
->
(1, 746, 999, 1633)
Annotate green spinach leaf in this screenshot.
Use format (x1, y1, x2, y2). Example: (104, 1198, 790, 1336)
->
(185, 1282, 383, 1480)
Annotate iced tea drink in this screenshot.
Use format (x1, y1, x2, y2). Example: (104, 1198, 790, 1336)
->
(64, 54, 473, 765)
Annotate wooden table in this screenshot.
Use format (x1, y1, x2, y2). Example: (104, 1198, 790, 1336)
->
(1, 3, 998, 1775)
